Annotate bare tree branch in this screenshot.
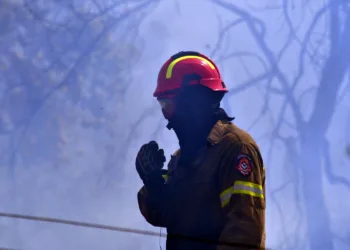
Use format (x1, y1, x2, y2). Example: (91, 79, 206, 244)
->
(210, 18, 245, 59)
(211, 0, 304, 131)
(307, 6, 350, 136)
(5, 0, 159, 169)
(292, 4, 329, 90)
(323, 139, 350, 188)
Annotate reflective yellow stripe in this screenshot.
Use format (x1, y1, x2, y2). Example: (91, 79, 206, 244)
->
(166, 56, 215, 79)
(162, 174, 168, 182)
(220, 181, 264, 208)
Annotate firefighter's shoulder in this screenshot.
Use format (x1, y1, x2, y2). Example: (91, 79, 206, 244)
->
(220, 122, 264, 174)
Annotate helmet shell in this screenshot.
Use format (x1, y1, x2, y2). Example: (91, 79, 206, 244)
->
(153, 51, 228, 98)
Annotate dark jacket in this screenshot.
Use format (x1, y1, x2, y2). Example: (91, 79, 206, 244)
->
(138, 119, 266, 250)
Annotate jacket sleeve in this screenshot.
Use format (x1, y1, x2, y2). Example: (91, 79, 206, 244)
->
(216, 135, 266, 250)
(137, 174, 168, 228)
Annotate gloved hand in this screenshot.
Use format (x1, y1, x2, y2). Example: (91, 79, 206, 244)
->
(136, 141, 167, 189)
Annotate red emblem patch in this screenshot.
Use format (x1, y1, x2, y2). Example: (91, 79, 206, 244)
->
(236, 154, 253, 176)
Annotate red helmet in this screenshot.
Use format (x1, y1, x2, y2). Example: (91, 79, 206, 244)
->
(153, 51, 228, 98)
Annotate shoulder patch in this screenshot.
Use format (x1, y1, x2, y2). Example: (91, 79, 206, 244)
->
(236, 154, 253, 176)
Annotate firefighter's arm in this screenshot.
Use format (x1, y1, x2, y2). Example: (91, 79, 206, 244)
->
(137, 174, 168, 228)
(217, 136, 266, 250)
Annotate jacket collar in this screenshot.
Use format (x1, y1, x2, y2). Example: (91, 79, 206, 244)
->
(206, 120, 229, 146)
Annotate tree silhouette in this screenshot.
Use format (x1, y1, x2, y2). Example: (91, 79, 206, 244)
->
(0, 0, 159, 173)
(210, 0, 350, 249)
(0, 1, 161, 248)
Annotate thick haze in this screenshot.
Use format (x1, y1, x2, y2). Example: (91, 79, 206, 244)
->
(0, 0, 349, 249)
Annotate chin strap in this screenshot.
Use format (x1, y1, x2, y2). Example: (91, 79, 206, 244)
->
(166, 121, 173, 130)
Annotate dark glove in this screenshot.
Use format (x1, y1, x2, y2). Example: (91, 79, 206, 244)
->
(136, 141, 167, 189)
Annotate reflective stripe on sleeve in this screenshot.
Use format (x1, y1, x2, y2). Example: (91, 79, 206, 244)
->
(220, 181, 264, 208)
(162, 174, 168, 182)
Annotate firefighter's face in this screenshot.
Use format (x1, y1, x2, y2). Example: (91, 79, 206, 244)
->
(157, 89, 207, 122)
(157, 96, 176, 120)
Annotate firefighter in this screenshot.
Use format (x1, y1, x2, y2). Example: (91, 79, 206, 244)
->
(136, 51, 266, 250)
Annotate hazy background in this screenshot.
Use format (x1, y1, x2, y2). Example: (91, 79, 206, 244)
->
(0, 0, 349, 249)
